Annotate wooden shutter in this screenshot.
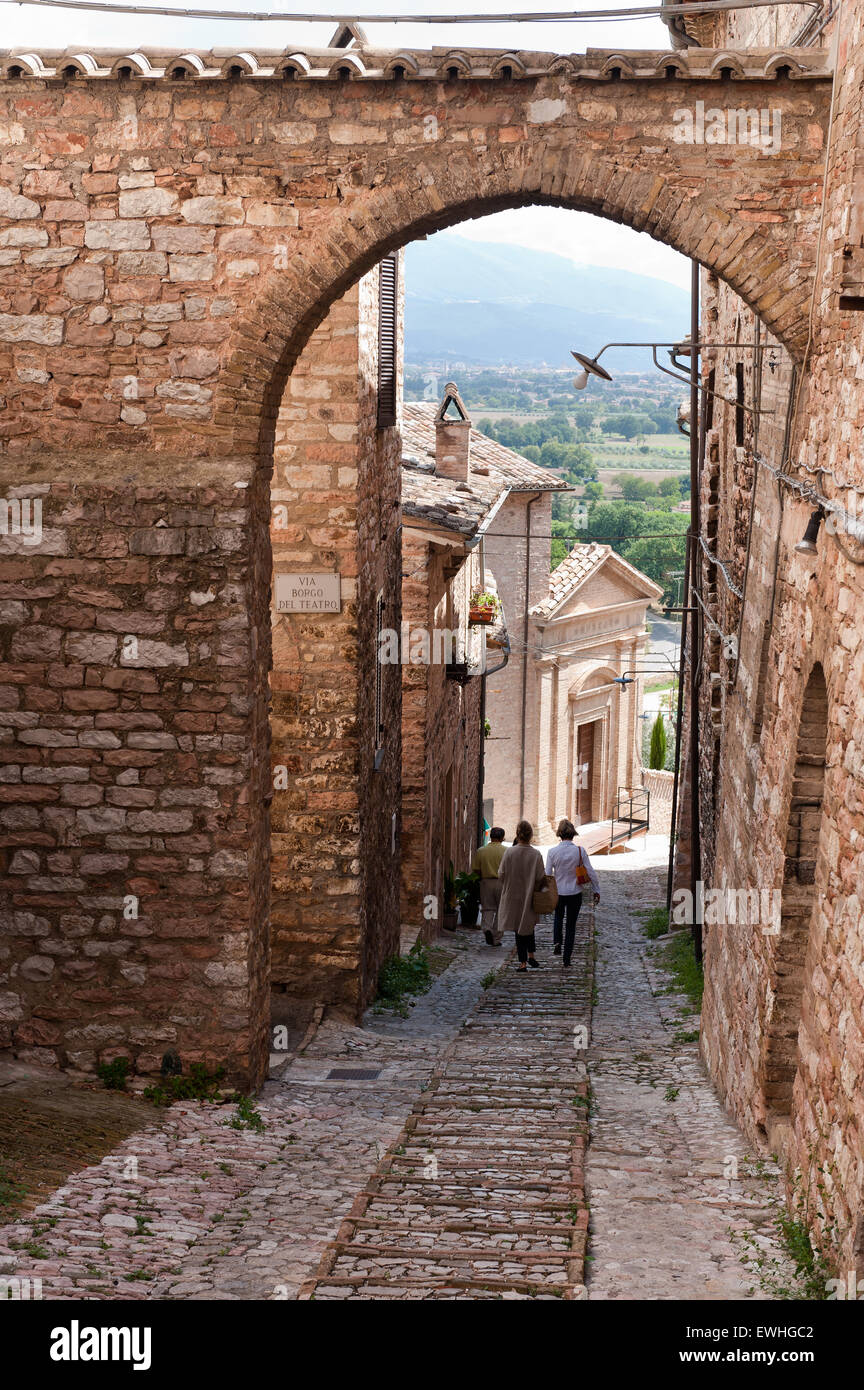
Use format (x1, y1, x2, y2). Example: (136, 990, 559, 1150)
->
(377, 253, 398, 428)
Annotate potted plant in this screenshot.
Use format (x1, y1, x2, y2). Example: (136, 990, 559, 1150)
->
(442, 862, 459, 932)
(455, 870, 481, 927)
(469, 590, 499, 625)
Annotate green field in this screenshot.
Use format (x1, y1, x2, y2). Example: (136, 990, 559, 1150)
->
(594, 465, 688, 490)
(591, 435, 688, 470)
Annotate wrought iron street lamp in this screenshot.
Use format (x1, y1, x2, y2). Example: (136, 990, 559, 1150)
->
(570, 341, 774, 416)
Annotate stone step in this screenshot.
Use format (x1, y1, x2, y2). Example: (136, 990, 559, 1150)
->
(322, 1250, 575, 1286)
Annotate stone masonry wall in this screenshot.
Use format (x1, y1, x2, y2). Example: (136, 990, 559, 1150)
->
(695, 0, 864, 1272)
(0, 45, 837, 1094)
(399, 529, 429, 927)
(483, 492, 551, 836)
(270, 267, 402, 1016)
(400, 534, 483, 934)
(354, 270, 403, 1005)
(0, 454, 271, 1088)
(0, 54, 832, 469)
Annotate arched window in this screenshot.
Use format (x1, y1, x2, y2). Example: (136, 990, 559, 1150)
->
(760, 664, 827, 1117)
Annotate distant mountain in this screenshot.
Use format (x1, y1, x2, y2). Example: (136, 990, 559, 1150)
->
(404, 235, 690, 373)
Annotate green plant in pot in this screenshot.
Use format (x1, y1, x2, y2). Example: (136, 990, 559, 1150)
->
(455, 870, 481, 927)
(469, 590, 499, 624)
(443, 862, 459, 931)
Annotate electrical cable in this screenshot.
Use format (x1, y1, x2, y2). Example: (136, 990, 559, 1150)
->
(689, 583, 732, 644)
(756, 450, 847, 511)
(696, 532, 743, 598)
(754, 451, 864, 564)
(0, 0, 824, 24)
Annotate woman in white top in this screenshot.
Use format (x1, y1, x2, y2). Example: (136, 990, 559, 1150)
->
(545, 819, 600, 967)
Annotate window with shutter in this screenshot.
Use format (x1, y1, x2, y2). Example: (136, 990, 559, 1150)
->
(377, 254, 398, 429)
(735, 363, 746, 446)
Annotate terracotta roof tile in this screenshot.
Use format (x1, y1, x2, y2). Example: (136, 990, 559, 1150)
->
(400, 401, 566, 539)
(530, 542, 610, 618)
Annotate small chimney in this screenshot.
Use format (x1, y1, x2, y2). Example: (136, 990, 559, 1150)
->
(434, 382, 471, 482)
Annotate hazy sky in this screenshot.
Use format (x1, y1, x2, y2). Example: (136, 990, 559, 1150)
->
(2, 1, 688, 287)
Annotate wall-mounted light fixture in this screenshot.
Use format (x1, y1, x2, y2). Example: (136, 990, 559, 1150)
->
(614, 653, 679, 688)
(794, 507, 824, 554)
(570, 341, 774, 417)
(571, 351, 613, 390)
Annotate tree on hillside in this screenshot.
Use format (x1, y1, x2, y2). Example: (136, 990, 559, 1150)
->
(584, 501, 644, 545)
(539, 439, 570, 469)
(551, 520, 572, 569)
(619, 512, 689, 602)
(559, 442, 595, 481)
(649, 406, 678, 432)
(601, 412, 657, 441)
(618, 475, 659, 502)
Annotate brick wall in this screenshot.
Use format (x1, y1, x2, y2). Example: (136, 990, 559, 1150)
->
(400, 533, 483, 932)
(270, 267, 402, 1015)
(0, 57, 830, 466)
(0, 457, 271, 1087)
(483, 492, 551, 835)
(693, 0, 864, 1272)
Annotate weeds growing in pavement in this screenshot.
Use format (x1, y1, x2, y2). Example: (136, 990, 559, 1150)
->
(97, 1057, 130, 1090)
(733, 1213, 835, 1300)
(374, 943, 432, 1016)
(653, 928, 704, 1010)
(143, 1063, 227, 1107)
(481, 971, 496, 990)
(141, 1063, 265, 1131)
(227, 1096, 265, 1133)
(636, 906, 670, 939)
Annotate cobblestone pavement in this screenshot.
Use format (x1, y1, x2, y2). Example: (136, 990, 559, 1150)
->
(0, 844, 794, 1301)
(305, 917, 592, 1300)
(0, 929, 523, 1300)
(586, 839, 792, 1301)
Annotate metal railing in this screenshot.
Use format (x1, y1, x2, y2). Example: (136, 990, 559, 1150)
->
(610, 786, 650, 847)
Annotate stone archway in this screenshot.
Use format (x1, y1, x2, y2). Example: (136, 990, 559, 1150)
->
(225, 151, 827, 467)
(0, 42, 832, 1086)
(0, 44, 831, 457)
(760, 662, 828, 1123)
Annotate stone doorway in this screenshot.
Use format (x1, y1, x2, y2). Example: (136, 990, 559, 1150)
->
(576, 721, 598, 824)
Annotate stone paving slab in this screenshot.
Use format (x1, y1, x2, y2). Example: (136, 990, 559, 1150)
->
(0, 845, 800, 1301)
(304, 918, 593, 1301)
(585, 840, 794, 1302)
(0, 927, 509, 1300)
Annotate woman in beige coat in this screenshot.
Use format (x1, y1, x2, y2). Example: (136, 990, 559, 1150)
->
(498, 820, 547, 971)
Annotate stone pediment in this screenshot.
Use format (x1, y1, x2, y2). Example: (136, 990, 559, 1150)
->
(536, 545, 662, 625)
